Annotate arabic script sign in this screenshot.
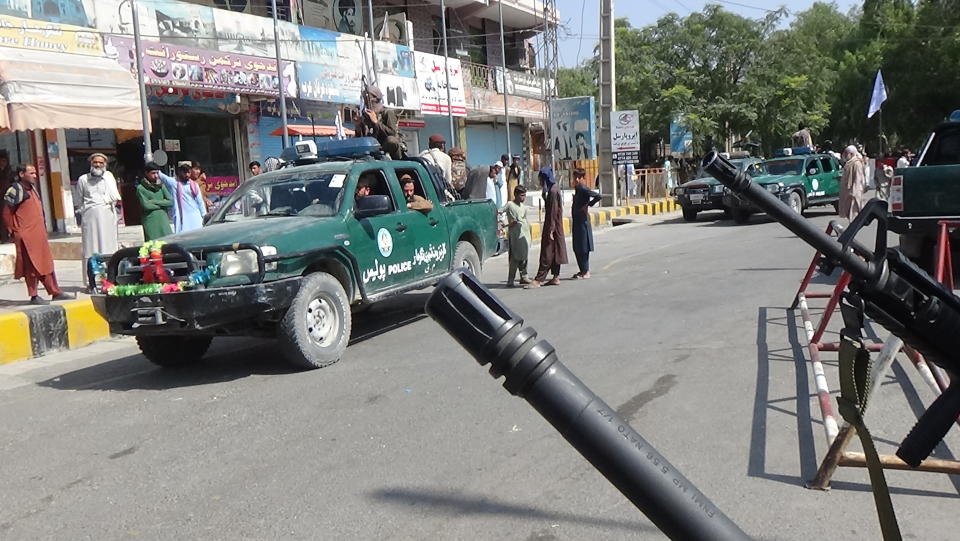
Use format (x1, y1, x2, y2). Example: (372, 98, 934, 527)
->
(107, 35, 296, 98)
(611, 110, 640, 152)
(0, 13, 102, 56)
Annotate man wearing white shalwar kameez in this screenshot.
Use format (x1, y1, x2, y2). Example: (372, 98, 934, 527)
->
(74, 153, 121, 274)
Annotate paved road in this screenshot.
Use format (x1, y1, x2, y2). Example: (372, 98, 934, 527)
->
(1, 208, 957, 540)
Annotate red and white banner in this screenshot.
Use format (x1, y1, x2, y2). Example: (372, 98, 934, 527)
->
(414, 51, 466, 117)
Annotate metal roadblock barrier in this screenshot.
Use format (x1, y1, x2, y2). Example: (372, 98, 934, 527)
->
(0, 300, 110, 364)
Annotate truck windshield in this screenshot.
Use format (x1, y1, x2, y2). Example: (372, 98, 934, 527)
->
(764, 158, 804, 176)
(920, 125, 960, 166)
(211, 173, 345, 222)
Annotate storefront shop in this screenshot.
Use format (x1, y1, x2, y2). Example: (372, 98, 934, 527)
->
(0, 13, 143, 234)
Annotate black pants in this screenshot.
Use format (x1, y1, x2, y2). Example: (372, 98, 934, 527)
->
(574, 248, 590, 274)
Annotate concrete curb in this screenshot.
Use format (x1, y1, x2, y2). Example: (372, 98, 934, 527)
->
(0, 198, 679, 364)
(529, 198, 679, 239)
(0, 299, 109, 364)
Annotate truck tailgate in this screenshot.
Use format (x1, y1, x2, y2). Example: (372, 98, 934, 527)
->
(896, 165, 960, 217)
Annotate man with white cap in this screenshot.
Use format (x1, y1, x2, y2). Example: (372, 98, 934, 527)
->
(74, 152, 121, 272)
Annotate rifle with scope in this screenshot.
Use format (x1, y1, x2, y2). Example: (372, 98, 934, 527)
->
(701, 151, 960, 468)
(425, 270, 751, 540)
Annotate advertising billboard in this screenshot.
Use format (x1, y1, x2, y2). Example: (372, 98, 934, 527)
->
(549, 96, 596, 161)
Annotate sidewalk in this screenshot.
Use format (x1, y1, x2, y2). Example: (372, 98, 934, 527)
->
(0, 227, 144, 364)
(0, 198, 678, 364)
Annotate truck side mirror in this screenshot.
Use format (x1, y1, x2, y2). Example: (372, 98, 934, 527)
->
(355, 194, 392, 219)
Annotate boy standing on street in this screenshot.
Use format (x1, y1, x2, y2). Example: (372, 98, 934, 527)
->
(504, 185, 530, 287)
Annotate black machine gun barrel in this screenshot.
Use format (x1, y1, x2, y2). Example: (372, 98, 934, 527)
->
(701, 151, 960, 468)
(425, 270, 750, 541)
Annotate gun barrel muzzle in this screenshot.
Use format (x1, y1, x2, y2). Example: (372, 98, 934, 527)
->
(426, 270, 751, 540)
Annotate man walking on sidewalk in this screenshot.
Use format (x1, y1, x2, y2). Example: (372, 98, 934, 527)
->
(571, 167, 602, 279)
(2, 164, 73, 305)
(527, 167, 567, 288)
(74, 153, 121, 274)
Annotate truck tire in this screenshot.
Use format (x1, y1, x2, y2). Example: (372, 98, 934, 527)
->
(787, 191, 804, 216)
(136, 335, 212, 368)
(279, 272, 351, 370)
(453, 241, 482, 277)
(682, 208, 698, 222)
(731, 208, 751, 224)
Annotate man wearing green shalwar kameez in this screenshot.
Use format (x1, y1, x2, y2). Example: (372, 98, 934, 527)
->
(504, 185, 531, 287)
(137, 162, 173, 241)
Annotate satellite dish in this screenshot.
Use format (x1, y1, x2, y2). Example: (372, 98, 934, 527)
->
(153, 149, 168, 167)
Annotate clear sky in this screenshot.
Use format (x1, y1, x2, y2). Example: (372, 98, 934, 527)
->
(554, 0, 862, 67)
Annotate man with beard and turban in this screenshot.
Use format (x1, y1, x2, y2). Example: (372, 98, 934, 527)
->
(839, 144, 866, 221)
(73, 153, 121, 272)
(527, 167, 567, 288)
(3, 164, 73, 304)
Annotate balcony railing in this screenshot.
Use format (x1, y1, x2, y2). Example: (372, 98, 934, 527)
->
(462, 61, 547, 100)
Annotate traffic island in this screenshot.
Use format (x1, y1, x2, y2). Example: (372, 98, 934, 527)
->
(529, 197, 678, 239)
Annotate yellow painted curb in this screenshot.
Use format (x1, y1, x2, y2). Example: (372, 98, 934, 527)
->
(0, 311, 32, 364)
(63, 300, 109, 350)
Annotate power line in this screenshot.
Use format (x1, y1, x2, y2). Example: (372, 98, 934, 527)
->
(575, 0, 588, 65)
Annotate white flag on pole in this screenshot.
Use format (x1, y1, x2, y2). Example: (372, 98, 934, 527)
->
(335, 110, 345, 140)
(867, 69, 887, 119)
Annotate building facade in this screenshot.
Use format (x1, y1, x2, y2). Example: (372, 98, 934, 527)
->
(0, 0, 553, 234)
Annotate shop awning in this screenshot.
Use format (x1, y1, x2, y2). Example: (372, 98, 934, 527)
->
(270, 124, 355, 137)
(0, 48, 142, 131)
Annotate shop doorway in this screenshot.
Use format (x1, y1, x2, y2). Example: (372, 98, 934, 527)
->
(152, 110, 242, 201)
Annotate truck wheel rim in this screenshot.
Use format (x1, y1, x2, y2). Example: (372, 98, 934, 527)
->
(790, 195, 801, 213)
(461, 257, 475, 274)
(306, 295, 338, 347)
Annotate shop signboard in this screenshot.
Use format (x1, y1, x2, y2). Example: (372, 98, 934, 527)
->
(109, 36, 296, 98)
(413, 51, 465, 117)
(549, 96, 596, 161)
(373, 40, 419, 110)
(297, 60, 361, 105)
(204, 175, 240, 196)
(153, 1, 217, 51)
(29, 0, 95, 27)
(92, 0, 154, 36)
(213, 8, 275, 57)
(0, 13, 102, 55)
(494, 67, 544, 99)
(670, 113, 693, 155)
(611, 109, 640, 165)
(296, 31, 363, 105)
(0, 0, 29, 18)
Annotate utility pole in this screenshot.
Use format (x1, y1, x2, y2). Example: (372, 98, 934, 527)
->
(271, 0, 288, 149)
(543, 0, 559, 173)
(498, 0, 512, 159)
(130, 0, 152, 162)
(439, 0, 456, 147)
(598, 0, 616, 205)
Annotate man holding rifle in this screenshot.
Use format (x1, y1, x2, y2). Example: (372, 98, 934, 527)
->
(356, 85, 403, 160)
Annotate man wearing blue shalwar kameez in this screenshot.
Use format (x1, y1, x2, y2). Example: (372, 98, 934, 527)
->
(158, 163, 206, 234)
